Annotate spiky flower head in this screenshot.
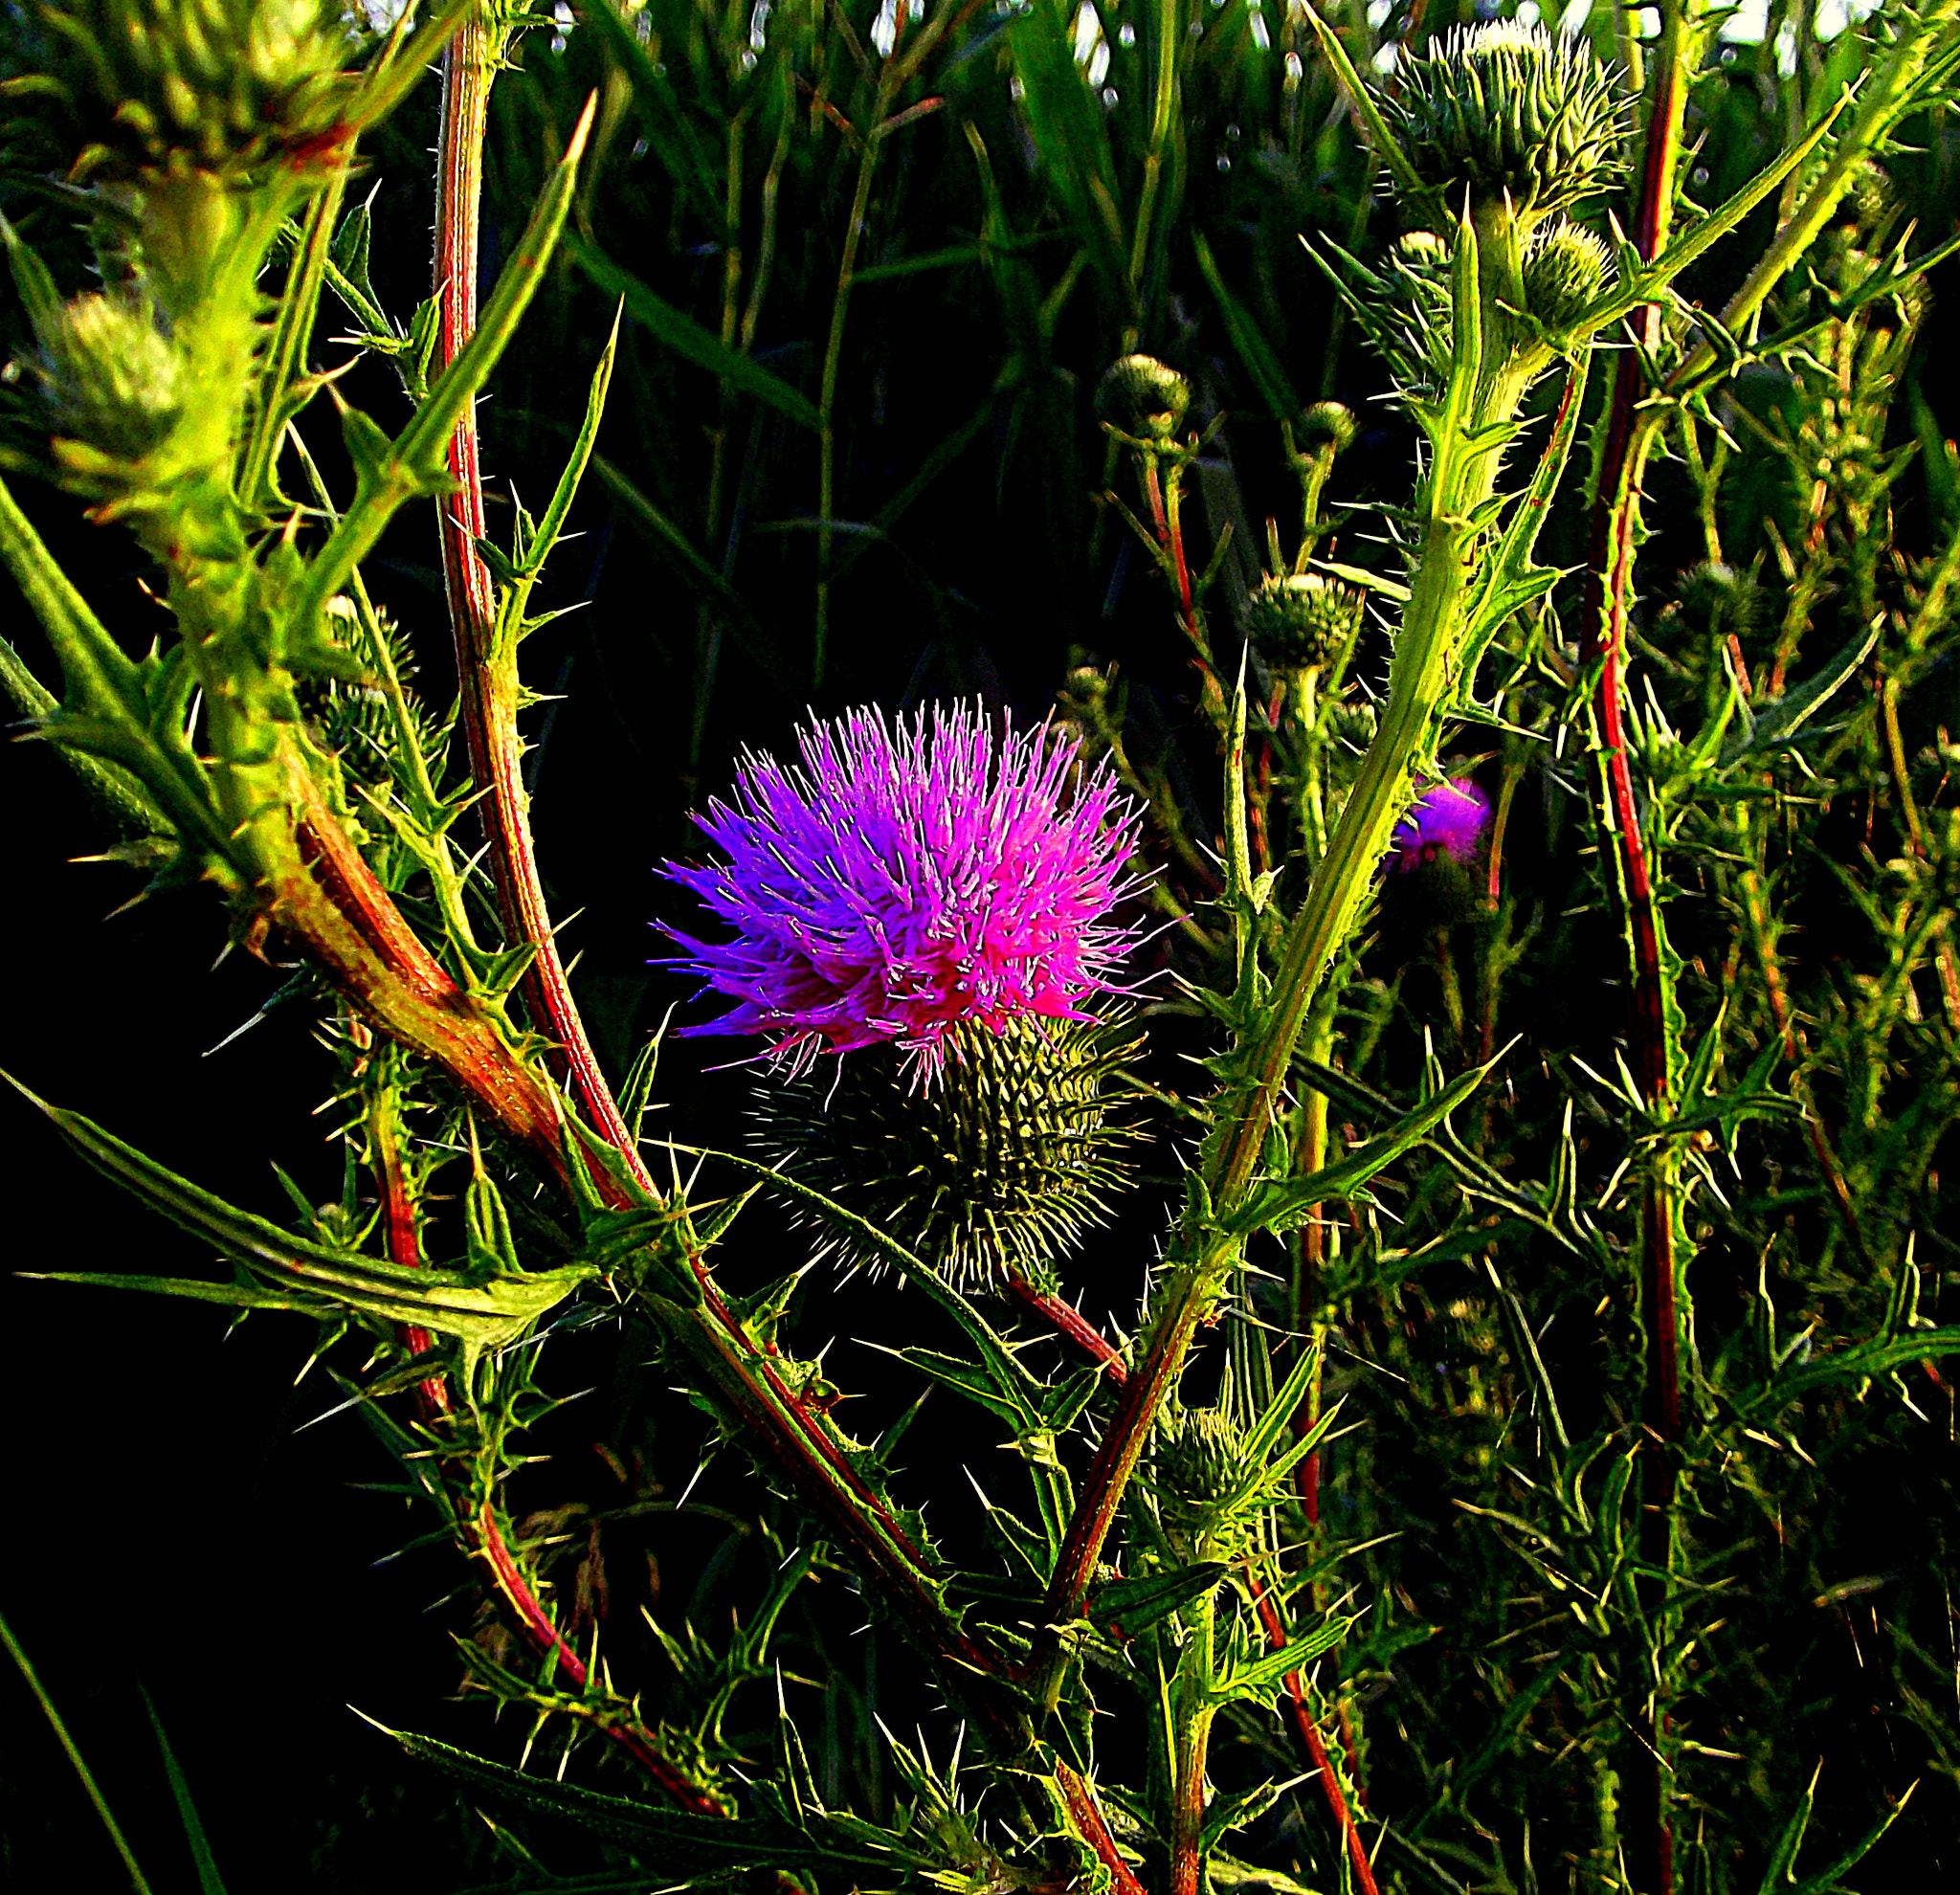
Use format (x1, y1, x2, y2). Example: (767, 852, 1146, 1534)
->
(1246, 573, 1363, 671)
(1096, 354, 1192, 441)
(1389, 777, 1491, 875)
(1375, 230, 1458, 393)
(33, 0, 357, 179)
(1383, 23, 1624, 224)
(751, 1013, 1141, 1294)
(1522, 220, 1613, 329)
(661, 703, 1145, 1076)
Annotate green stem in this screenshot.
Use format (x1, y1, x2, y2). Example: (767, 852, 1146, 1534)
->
(1168, 1582, 1217, 1895)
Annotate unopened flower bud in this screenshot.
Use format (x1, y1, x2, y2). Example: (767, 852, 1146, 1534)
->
(750, 1014, 1142, 1296)
(1299, 400, 1357, 454)
(1246, 573, 1363, 671)
(1522, 221, 1612, 328)
(1097, 353, 1191, 440)
(38, 291, 184, 459)
(1153, 1404, 1252, 1543)
(1674, 562, 1767, 641)
(1384, 23, 1625, 222)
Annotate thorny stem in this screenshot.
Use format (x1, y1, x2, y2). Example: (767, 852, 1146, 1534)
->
(367, 1062, 725, 1817)
(1168, 1584, 1217, 1895)
(1246, 1567, 1377, 1895)
(1142, 452, 1224, 730)
(1056, 1763, 1147, 1895)
(1578, 8, 1693, 1887)
(1006, 1273, 1129, 1381)
(434, 21, 648, 1179)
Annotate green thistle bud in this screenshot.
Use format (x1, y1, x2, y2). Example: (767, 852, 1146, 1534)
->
(37, 291, 185, 460)
(1096, 354, 1192, 441)
(1246, 573, 1363, 670)
(1384, 23, 1625, 223)
(1674, 562, 1767, 642)
(1152, 1404, 1253, 1546)
(1299, 400, 1357, 454)
(751, 1014, 1141, 1296)
(36, 0, 358, 178)
(1521, 220, 1612, 329)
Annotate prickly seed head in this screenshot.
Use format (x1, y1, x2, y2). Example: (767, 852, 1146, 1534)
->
(1521, 221, 1612, 328)
(1246, 573, 1364, 671)
(1097, 353, 1192, 440)
(1384, 23, 1625, 221)
(38, 292, 184, 459)
(37, 0, 357, 176)
(749, 1013, 1142, 1296)
(1298, 400, 1358, 453)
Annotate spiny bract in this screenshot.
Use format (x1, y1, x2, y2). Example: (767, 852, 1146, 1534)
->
(1383, 22, 1625, 223)
(749, 1012, 1141, 1294)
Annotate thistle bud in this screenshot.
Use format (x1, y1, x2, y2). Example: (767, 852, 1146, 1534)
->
(1152, 1404, 1253, 1547)
(1096, 354, 1192, 441)
(37, 0, 357, 178)
(1298, 400, 1357, 454)
(1674, 562, 1767, 642)
(37, 291, 185, 460)
(1246, 573, 1363, 671)
(1383, 23, 1625, 223)
(1521, 221, 1612, 329)
(750, 1014, 1141, 1296)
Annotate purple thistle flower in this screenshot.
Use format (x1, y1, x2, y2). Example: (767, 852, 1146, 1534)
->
(659, 703, 1145, 1077)
(1389, 777, 1491, 875)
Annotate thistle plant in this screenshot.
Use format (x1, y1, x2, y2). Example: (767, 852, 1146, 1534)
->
(5, 2, 1960, 1892)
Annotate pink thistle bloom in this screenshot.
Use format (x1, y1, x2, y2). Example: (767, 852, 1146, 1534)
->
(660, 703, 1145, 1077)
(1389, 777, 1491, 874)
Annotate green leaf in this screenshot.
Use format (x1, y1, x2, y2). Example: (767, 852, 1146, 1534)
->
(0, 1611, 158, 1895)
(141, 1686, 229, 1895)
(1085, 1560, 1228, 1635)
(1723, 619, 1881, 764)
(390, 1725, 933, 1875)
(7, 1074, 594, 1353)
(566, 237, 820, 432)
(1213, 1614, 1356, 1703)
(1221, 1059, 1493, 1237)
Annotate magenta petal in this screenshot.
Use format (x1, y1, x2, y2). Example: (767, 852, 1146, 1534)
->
(657, 703, 1145, 1076)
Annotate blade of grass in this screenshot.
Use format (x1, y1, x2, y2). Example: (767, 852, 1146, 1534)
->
(0, 1609, 157, 1895)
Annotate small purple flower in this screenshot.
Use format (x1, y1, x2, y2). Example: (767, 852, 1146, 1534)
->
(660, 703, 1144, 1076)
(1389, 777, 1491, 874)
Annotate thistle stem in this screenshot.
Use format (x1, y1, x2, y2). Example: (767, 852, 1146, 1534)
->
(434, 21, 649, 1177)
(1245, 1564, 1375, 1893)
(1576, 11, 1695, 1886)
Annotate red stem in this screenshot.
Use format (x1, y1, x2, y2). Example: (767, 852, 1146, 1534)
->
(1007, 1273, 1128, 1381)
(1246, 1568, 1377, 1895)
(1577, 27, 1687, 1894)
(368, 1081, 724, 1816)
(1056, 1763, 1147, 1895)
(434, 25, 648, 1175)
